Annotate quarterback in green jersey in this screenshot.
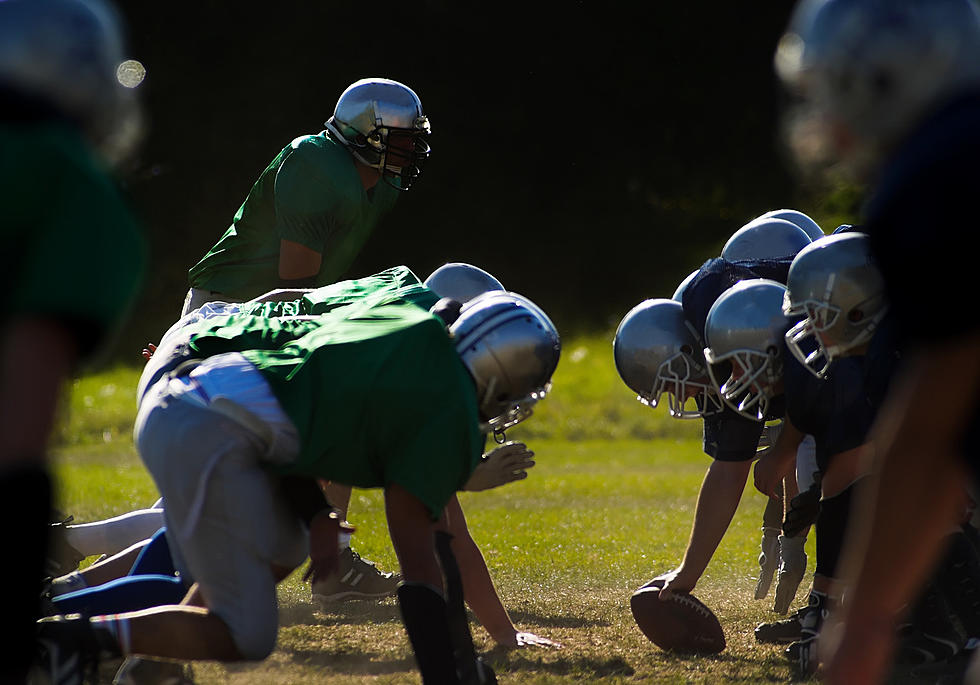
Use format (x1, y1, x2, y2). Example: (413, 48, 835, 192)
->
(184, 78, 431, 313)
(37, 268, 560, 683)
(1, 1, 146, 681)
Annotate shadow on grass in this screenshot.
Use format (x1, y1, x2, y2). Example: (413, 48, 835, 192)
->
(507, 609, 608, 629)
(487, 649, 635, 678)
(226, 649, 418, 677)
(280, 597, 402, 628)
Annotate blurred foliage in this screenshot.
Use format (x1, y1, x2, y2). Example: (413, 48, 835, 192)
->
(105, 2, 862, 362)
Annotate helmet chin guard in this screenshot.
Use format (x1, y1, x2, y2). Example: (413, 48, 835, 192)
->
(614, 298, 724, 419)
(703, 279, 791, 421)
(783, 232, 888, 378)
(324, 78, 431, 190)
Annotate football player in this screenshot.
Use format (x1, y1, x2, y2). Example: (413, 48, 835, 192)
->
(36, 266, 560, 685)
(775, 1, 980, 681)
(0, 1, 146, 681)
(614, 222, 811, 618)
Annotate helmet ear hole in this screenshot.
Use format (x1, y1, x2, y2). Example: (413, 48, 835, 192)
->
(847, 308, 865, 323)
(680, 343, 693, 356)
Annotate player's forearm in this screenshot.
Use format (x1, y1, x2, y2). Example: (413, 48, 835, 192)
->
(444, 496, 516, 643)
(679, 460, 752, 578)
(453, 531, 516, 644)
(0, 319, 76, 462)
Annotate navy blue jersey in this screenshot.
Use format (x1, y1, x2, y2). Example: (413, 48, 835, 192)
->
(864, 93, 980, 478)
(785, 350, 873, 472)
(681, 257, 793, 342)
(682, 256, 792, 462)
(702, 396, 786, 462)
(862, 314, 902, 413)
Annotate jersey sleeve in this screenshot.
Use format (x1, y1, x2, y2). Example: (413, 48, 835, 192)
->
(702, 408, 765, 462)
(272, 144, 345, 252)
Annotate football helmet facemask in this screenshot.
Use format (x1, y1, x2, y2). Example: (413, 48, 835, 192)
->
(775, 0, 980, 179)
(614, 299, 724, 419)
(783, 232, 888, 377)
(450, 291, 560, 436)
(704, 279, 792, 421)
(325, 78, 431, 191)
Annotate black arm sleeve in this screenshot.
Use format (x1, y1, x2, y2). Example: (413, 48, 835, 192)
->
(278, 475, 333, 526)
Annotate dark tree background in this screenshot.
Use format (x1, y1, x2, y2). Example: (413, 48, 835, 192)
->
(111, 2, 833, 358)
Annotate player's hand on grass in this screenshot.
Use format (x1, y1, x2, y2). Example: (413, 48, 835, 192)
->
(463, 441, 535, 492)
(303, 509, 355, 584)
(141, 342, 157, 361)
(514, 632, 561, 649)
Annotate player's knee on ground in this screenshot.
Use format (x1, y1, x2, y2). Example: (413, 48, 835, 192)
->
(225, 601, 280, 660)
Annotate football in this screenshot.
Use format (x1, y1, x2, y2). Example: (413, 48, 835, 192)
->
(630, 579, 726, 654)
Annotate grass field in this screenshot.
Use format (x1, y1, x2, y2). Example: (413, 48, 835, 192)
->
(52, 333, 841, 683)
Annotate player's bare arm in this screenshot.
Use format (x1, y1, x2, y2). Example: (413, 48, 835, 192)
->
(278, 238, 322, 284)
(658, 458, 754, 598)
(443, 494, 560, 649)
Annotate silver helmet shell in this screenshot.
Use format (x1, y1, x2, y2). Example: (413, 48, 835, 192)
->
(758, 209, 825, 241)
(672, 270, 700, 303)
(0, 0, 140, 160)
(722, 218, 813, 261)
(775, 0, 980, 179)
(450, 291, 561, 433)
(783, 232, 887, 377)
(424, 263, 505, 304)
(613, 298, 724, 419)
(704, 279, 792, 421)
(324, 77, 431, 191)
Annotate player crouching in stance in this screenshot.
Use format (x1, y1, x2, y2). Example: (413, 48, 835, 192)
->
(35, 266, 560, 685)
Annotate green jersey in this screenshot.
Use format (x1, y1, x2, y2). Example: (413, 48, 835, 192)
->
(186, 267, 482, 519)
(187, 131, 398, 301)
(1, 122, 145, 358)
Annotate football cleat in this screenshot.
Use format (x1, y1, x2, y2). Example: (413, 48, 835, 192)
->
(113, 656, 196, 685)
(755, 605, 806, 644)
(312, 547, 401, 604)
(35, 613, 115, 685)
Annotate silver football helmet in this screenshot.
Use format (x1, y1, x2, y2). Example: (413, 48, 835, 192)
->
(704, 279, 792, 421)
(672, 270, 700, 303)
(0, 0, 141, 161)
(424, 263, 505, 304)
(613, 299, 724, 419)
(450, 291, 561, 435)
(722, 218, 813, 261)
(324, 77, 431, 191)
(757, 209, 824, 241)
(783, 232, 887, 377)
(776, 0, 980, 178)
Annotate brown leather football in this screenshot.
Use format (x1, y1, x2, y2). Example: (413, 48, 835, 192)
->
(630, 579, 726, 654)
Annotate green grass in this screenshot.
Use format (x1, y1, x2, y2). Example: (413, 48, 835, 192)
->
(49, 334, 855, 683)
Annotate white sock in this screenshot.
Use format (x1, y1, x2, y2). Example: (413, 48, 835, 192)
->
(338, 530, 352, 550)
(64, 508, 165, 557)
(50, 571, 87, 596)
